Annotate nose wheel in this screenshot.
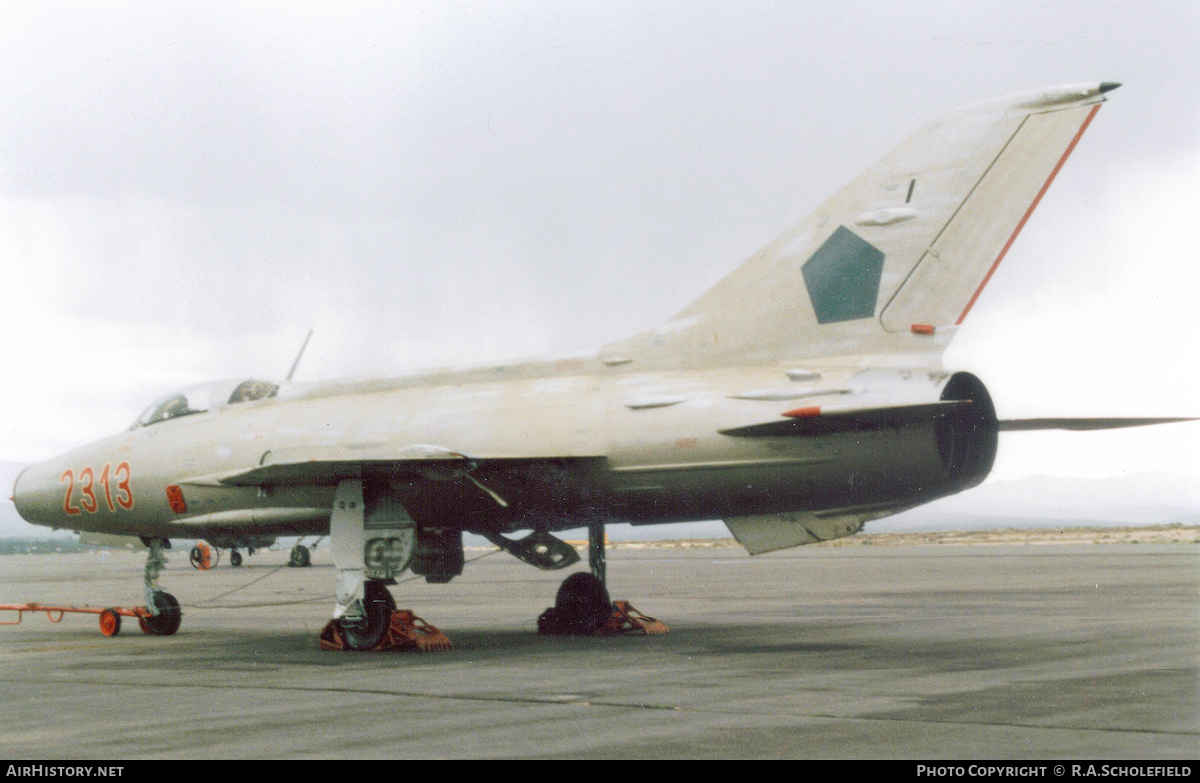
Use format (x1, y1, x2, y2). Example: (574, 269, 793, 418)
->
(139, 591, 182, 636)
(229, 550, 243, 567)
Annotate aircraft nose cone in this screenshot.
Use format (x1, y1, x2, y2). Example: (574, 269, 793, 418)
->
(11, 460, 64, 527)
(9, 466, 23, 503)
(12, 463, 38, 522)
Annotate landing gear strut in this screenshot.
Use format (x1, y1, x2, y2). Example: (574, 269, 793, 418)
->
(588, 522, 606, 586)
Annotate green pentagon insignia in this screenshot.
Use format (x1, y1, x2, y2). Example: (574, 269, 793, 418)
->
(801, 226, 885, 324)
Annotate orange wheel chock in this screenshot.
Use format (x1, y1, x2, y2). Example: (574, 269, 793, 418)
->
(320, 610, 453, 653)
(598, 601, 669, 636)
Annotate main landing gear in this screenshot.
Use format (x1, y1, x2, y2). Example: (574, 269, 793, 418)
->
(538, 524, 668, 636)
(140, 538, 181, 636)
(288, 542, 312, 568)
(229, 544, 263, 567)
(319, 478, 451, 653)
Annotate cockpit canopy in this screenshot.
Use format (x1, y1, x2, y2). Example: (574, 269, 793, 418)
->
(133, 379, 279, 428)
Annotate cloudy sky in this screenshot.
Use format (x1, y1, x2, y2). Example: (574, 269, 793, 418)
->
(1, 1, 1198, 487)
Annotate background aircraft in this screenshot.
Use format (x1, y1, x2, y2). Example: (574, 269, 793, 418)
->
(10, 82, 1191, 648)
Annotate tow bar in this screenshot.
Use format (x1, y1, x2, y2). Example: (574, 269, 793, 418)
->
(0, 603, 154, 637)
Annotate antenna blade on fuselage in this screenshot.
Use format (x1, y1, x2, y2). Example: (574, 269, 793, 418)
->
(286, 329, 314, 382)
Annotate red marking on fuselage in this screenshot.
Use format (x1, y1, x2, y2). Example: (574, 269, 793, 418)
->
(78, 467, 98, 513)
(60, 470, 80, 516)
(114, 462, 134, 510)
(782, 406, 822, 419)
(98, 463, 115, 512)
(60, 463, 134, 516)
(956, 103, 1102, 325)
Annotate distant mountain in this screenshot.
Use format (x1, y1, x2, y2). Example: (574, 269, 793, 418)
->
(930, 472, 1198, 523)
(872, 471, 1200, 532)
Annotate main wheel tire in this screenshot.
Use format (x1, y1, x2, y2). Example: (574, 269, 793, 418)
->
(554, 572, 612, 635)
(230, 550, 243, 567)
(144, 591, 182, 636)
(99, 609, 121, 637)
(339, 580, 395, 651)
(189, 546, 203, 569)
(288, 544, 311, 568)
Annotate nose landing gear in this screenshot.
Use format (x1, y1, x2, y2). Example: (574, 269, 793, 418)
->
(141, 538, 181, 636)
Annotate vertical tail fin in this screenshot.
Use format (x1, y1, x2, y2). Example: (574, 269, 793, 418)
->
(602, 83, 1117, 370)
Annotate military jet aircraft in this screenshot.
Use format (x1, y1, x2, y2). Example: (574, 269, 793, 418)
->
(11, 82, 1190, 648)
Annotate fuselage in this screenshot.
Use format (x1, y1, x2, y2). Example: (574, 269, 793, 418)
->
(12, 356, 989, 541)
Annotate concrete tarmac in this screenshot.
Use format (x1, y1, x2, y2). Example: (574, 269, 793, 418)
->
(0, 543, 1196, 759)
